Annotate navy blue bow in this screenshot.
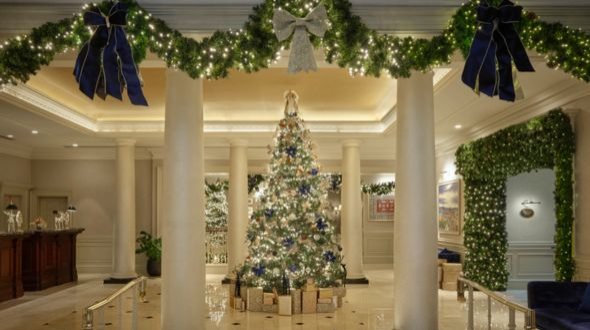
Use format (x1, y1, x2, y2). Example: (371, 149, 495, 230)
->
(73, 2, 148, 106)
(461, 0, 534, 102)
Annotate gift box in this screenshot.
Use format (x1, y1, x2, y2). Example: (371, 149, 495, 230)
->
(240, 287, 248, 308)
(247, 287, 263, 312)
(263, 292, 275, 305)
(337, 296, 343, 307)
(316, 303, 335, 313)
(333, 286, 346, 297)
(441, 263, 462, 291)
(317, 298, 332, 304)
(262, 304, 278, 313)
(318, 288, 333, 299)
(278, 295, 292, 316)
(291, 289, 302, 314)
(302, 290, 317, 314)
(303, 279, 317, 292)
(233, 297, 244, 311)
(332, 296, 338, 308)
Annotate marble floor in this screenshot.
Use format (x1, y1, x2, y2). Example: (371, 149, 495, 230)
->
(0, 268, 531, 330)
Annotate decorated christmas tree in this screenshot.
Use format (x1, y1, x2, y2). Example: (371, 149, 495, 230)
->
(242, 91, 344, 291)
(205, 180, 229, 264)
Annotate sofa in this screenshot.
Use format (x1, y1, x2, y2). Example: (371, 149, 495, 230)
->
(527, 281, 590, 330)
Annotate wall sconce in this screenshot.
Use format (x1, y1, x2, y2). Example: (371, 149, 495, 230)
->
(520, 200, 541, 218)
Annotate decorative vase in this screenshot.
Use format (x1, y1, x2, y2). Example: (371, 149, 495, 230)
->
(147, 258, 161, 277)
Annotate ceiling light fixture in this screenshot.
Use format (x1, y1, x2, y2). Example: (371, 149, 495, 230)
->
(31, 130, 38, 134)
(6, 134, 14, 139)
(72, 143, 79, 148)
(454, 124, 463, 130)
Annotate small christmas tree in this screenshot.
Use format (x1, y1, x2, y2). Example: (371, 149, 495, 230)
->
(242, 91, 344, 291)
(205, 180, 229, 264)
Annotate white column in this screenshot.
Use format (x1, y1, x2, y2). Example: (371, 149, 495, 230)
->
(162, 69, 205, 329)
(341, 140, 367, 283)
(227, 139, 249, 277)
(111, 139, 137, 280)
(394, 71, 438, 329)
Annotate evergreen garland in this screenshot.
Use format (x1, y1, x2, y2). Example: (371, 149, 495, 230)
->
(456, 109, 575, 290)
(361, 182, 395, 196)
(1, 0, 589, 87)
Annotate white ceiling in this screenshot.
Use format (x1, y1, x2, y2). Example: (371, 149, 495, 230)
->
(0, 2, 589, 166)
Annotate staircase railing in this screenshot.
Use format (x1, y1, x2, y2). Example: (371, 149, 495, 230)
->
(82, 277, 147, 330)
(457, 276, 536, 330)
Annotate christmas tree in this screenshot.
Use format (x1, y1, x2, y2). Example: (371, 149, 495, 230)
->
(205, 180, 229, 264)
(242, 91, 344, 291)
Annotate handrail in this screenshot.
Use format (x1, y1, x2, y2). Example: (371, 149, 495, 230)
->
(458, 276, 536, 330)
(83, 277, 147, 330)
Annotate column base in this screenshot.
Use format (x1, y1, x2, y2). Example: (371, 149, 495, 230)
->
(345, 277, 369, 285)
(104, 277, 137, 284)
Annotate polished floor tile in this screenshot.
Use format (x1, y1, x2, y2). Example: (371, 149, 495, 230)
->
(0, 269, 532, 330)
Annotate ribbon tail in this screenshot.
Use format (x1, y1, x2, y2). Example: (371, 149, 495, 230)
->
(73, 42, 89, 82)
(103, 28, 123, 101)
(115, 28, 148, 106)
(77, 29, 106, 100)
(500, 25, 534, 72)
(495, 30, 516, 101)
(461, 27, 498, 97)
(288, 27, 317, 74)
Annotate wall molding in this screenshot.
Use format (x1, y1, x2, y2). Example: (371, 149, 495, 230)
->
(77, 235, 112, 274)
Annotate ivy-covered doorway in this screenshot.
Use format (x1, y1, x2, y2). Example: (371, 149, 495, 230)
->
(456, 109, 575, 291)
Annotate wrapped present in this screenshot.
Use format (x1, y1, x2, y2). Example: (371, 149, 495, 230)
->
(442, 263, 462, 291)
(317, 298, 332, 304)
(240, 287, 248, 308)
(333, 286, 346, 298)
(233, 297, 244, 311)
(278, 295, 292, 316)
(263, 292, 275, 305)
(262, 304, 278, 313)
(332, 296, 338, 308)
(442, 282, 458, 291)
(337, 296, 343, 307)
(247, 287, 263, 312)
(316, 303, 335, 313)
(302, 290, 317, 314)
(319, 288, 333, 299)
(303, 278, 317, 292)
(291, 289, 302, 314)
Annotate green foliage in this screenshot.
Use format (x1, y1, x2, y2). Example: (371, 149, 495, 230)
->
(242, 97, 344, 291)
(135, 230, 162, 261)
(456, 109, 575, 290)
(205, 180, 229, 264)
(1, 0, 590, 86)
(361, 182, 395, 196)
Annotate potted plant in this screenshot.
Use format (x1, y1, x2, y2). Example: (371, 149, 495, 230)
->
(136, 231, 162, 277)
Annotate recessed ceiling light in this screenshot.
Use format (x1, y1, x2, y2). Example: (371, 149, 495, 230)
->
(31, 130, 38, 134)
(454, 124, 463, 130)
(6, 134, 14, 139)
(72, 143, 79, 148)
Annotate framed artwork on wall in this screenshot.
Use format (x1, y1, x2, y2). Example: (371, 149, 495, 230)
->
(368, 195, 395, 222)
(438, 179, 462, 235)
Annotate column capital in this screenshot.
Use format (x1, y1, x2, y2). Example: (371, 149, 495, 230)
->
(229, 139, 248, 147)
(116, 139, 136, 147)
(342, 139, 361, 148)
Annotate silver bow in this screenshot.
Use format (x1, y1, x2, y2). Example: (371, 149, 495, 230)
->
(272, 4, 328, 73)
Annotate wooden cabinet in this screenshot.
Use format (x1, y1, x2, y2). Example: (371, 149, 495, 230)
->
(0, 233, 28, 302)
(22, 229, 84, 291)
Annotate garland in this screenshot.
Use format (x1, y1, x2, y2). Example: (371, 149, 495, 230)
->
(456, 109, 575, 290)
(361, 182, 395, 196)
(0, 0, 589, 87)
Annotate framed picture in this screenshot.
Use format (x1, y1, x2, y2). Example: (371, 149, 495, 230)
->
(368, 195, 395, 222)
(438, 179, 462, 235)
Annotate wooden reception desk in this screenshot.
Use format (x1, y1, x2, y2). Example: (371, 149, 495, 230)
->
(22, 228, 84, 291)
(0, 232, 28, 302)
